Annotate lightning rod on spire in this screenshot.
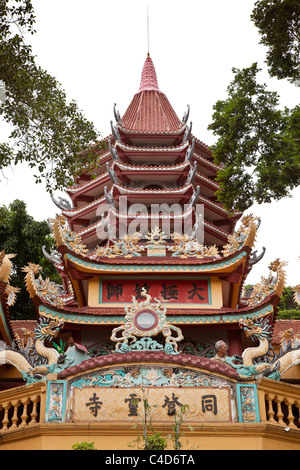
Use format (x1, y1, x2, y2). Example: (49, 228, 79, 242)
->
(147, 5, 150, 57)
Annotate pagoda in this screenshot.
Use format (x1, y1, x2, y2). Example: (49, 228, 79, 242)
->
(44, 54, 257, 356)
(0, 55, 300, 450)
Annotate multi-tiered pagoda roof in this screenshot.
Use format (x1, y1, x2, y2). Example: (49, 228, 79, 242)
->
(16, 54, 286, 361)
(1, 54, 300, 451)
(53, 54, 240, 254)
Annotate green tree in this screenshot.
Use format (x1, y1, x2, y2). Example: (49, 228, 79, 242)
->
(277, 286, 300, 311)
(208, 63, 300, 211)
(251, 0, 300, 85)
(276, 285, 300, 319)
(0, 0, 102, 191)
(0, 199, 61, 319)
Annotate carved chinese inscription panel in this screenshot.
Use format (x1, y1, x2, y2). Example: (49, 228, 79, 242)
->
(70, 386, 232, 423)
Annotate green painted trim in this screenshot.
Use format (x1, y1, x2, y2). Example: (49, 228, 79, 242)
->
(236, 383, 260, 423)
(38, 303, 272, 326)
(66, 251, 247, 273)
(39, 305, 125, 324)
(45, 380, 67, 423)
(168, 305, 272, 324)
(98, 275, 212, 306)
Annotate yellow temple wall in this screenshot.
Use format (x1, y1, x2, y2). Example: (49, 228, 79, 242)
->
(281, 365, 300, 381)
(0, 422, 300, 450)
(88, 276, 98, 306)
(0, 375, 299, 450)
(0, 365, 23, 380)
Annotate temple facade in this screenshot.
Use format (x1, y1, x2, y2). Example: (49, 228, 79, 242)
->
(0, 55, 300, 450)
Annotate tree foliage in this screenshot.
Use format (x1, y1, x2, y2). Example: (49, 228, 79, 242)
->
(277, 286, 300, 312)
(251, 0, 300, 85)
(71, 441, 97, 450)
(0, 199, 60, 319)
(0, 0, 102, 191)
(277, 310, 300, 319)
(208, 63, 300, 211)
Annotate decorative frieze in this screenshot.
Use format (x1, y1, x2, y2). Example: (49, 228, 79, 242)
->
(236, 384, 260, 423)
(45, 380, 67, 423)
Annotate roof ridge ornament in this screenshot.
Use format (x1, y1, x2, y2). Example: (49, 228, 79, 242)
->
(50, 193, 73, 211)
(185, 139, 195, 162)
(113, 103, 121, 124)
(110, 120, 121, 141)
(187, 161, 197, 184)
(183, 122, 192, 142)
(104, 186, 115, 208)
(108, 139, 120, 162)
(181, 104, 190, 125)
(249, 247, 266, 266)
(190, 185, 200, 208)
(106, 162, 119, 184)
(42, 245, 62, 266)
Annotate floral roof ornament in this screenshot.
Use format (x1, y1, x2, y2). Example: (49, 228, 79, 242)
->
(145, 227, 167, 256)
(111, 288, 184, 355)
(145, 227, 167, 246)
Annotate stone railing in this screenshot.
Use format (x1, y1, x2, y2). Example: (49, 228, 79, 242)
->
(0, 377, 299, 434)
(0, 382, 46, 433)
(257, 378, 300, 429)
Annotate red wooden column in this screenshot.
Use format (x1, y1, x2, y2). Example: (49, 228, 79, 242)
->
(228, 329, 242, 356)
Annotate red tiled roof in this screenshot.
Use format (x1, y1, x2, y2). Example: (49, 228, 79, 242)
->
(10, 320, 36, 342)
(57, 351, 239, 379)
(121, 55, 181, 133)
(271, 319, 300, 345)
(139, 54, 160, 92)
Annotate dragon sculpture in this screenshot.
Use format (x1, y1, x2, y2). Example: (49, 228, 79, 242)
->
(49, 214, 88, 256)
(222, 213, 259, 257)
(225, 316, 300, 380)
(22, 262, 67, 308)
(244, 259, 287, 308)
(170, 233, 219, 258)
(0, 251, 20, 306)
(95, 232, 143, 258)
(0, 317, 65, 382)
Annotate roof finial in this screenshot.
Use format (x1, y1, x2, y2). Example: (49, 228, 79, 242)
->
(147, 5, 150, 57)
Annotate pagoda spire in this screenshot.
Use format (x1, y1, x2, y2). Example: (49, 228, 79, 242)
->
(121, 54, 181, 132)
(139, 54, 160, 92)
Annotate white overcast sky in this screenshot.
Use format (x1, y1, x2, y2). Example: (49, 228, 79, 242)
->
(1, 0, 300, 286)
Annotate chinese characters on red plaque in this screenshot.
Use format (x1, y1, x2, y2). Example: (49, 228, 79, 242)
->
(101, 279, 209, 304)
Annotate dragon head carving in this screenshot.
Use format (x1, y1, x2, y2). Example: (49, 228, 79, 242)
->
(239, 317, 272, 341)
(34, 317, 64, 342)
